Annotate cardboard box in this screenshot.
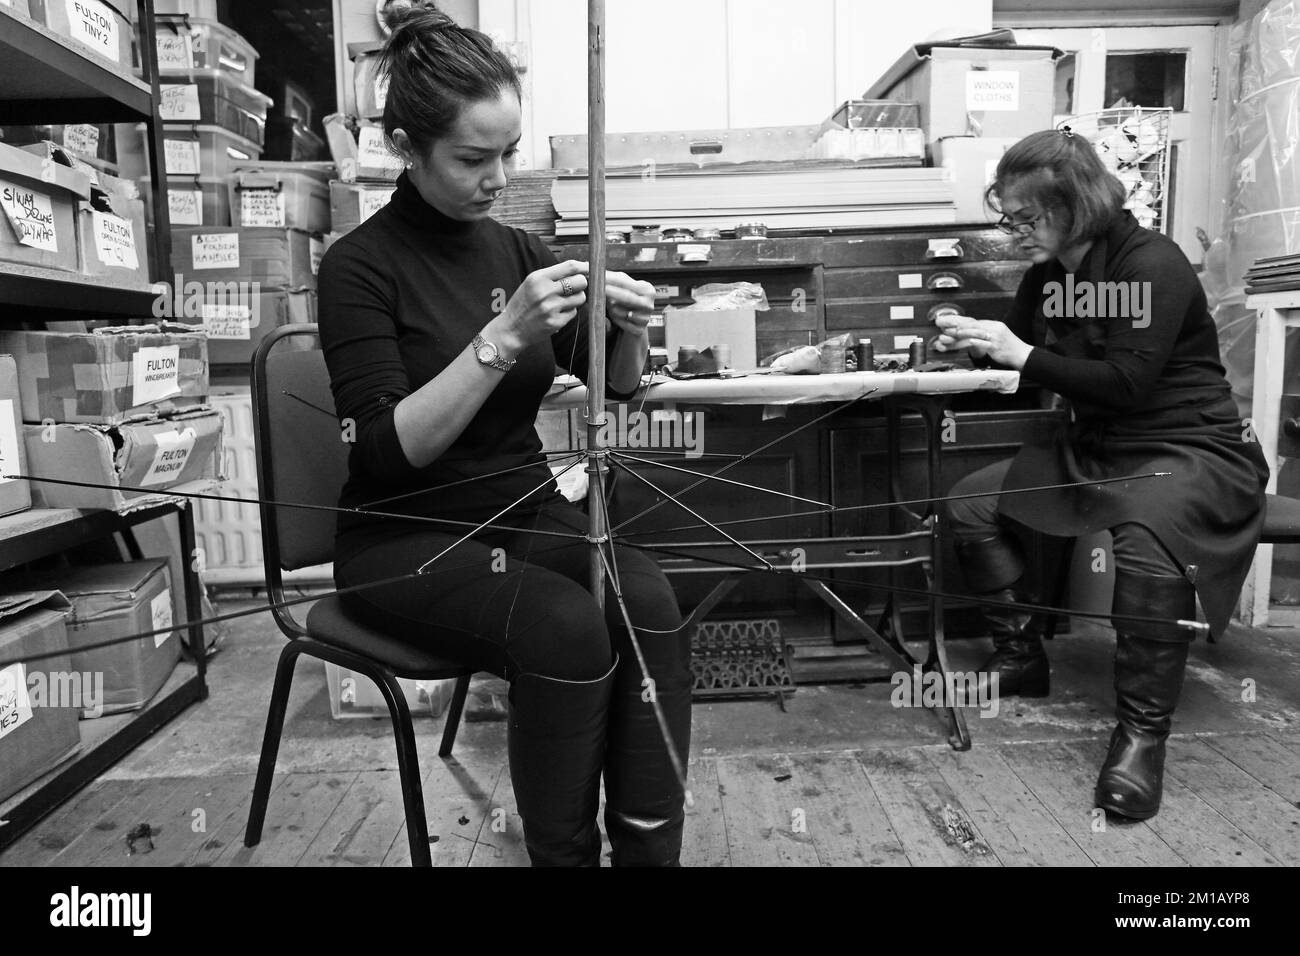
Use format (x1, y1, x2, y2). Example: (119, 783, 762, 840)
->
(329, 180, 395, 234)
(663, 308, 758, 371)
(864, 42, 1062, 159)
(933, 135, 1018, 224)
(0, 591, 80, 805)
(0, 325, 208, 425)
(204, 288, 316, 366)
(22, 408, 224, 511)
(0, 355, 32, 517)
(0, 139, 92, 273)
(0, 561, 180, 717)
(170, 226, 319, 290)
(28, 0, 133, 70)
(78, 172, 149, 282)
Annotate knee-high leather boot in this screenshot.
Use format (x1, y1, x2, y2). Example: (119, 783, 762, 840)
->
(603, 639, 693, 867)
(955, 533, 1049, 697)
(507, 657, 617, 867)
(1095, 572, 1195, 821)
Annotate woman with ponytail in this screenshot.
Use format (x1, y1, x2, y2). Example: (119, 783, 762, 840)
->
(934, 129, 1267, 821)
(317, 2, 691, 866)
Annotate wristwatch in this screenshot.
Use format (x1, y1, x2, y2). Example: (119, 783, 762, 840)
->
(471, 333, 516, 372)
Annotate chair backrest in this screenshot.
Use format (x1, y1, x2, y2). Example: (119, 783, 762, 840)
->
(252, 324, 350, 604)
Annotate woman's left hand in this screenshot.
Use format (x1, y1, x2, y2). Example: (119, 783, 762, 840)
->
(934, 316, 1033, 370)
(603, 271, 656, 336)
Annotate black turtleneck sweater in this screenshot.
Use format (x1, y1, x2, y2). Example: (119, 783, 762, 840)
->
(318, 173, 624, 551)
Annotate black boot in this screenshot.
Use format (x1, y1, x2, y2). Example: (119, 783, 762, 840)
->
(507, 657, 617, 867)
(1095, 573, 1195, 821)
(603, 644, 693, 867)
(956, 534, 1050, 698)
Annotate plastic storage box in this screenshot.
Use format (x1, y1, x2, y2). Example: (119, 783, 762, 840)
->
(117, 123, 261, 181)
(830, 100, 921, 129)
(159, 175, 230, 227)
(155, 15, 258, 85)
(349, 42, 387, 120)
(325, 662, 458, 720)
(262, 115, 326, 162)
(226, 161, 331, 233)
(159, 70, 274, 148)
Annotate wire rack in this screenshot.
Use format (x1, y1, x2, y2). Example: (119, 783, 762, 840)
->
(1058, 107, 1173, 234)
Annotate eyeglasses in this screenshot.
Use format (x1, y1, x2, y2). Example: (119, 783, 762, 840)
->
(995, 212, 1044, 236)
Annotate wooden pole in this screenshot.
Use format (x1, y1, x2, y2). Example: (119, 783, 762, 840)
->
(586, 0, 607, 607)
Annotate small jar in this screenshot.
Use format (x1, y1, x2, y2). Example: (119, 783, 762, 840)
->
(662, 227, 695, 242)
(735, 221, 768, 240)
(694, 227, 722, 241)
(818, 345, 847, 374)
(631, 224, 662, 243)
(711, 343, 732, 368)
(605, 230, 628, 244)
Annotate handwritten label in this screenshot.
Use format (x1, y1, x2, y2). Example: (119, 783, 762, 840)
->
(898, 273, 923, 290)
(239, 187, 285, 227)
(92, 211, 138, 270)
(0, 179, 59, 252)
(890, 305, 915, 321)
(168, 188, 202, 225)
(358, 188, 394, 223)
(0, 399, 19, 488)
(373, 73, 390, 112)
(0, 663, 33, 742)
(65, 0, 120, 62)
(966, 70, 1020, 112)
(156, 31, 194, 71)
(61, 124, 100, 159)
(160, 84, 202, 121)
(310, 237, 324, 276)
(202, 303, 253, 340)
(150, 592, 174, 648)
(132, 346, 182, 406)
(141, 425, 195, 488)
(164, 138, 201, 176)
(357, 126, 402, 174)
(191, 232, 239, 270)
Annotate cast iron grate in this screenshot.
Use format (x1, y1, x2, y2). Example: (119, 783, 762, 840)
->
(691, 618, 795, 702)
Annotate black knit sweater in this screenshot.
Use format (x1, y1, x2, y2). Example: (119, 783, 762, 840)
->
(318, 173, 624, 552)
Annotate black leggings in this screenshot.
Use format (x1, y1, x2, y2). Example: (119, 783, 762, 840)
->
(334, 501, 686, 684)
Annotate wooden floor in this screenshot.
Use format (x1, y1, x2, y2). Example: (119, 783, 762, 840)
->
(4, 598, 1300, 867)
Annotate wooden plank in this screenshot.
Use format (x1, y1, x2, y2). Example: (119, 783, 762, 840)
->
(1162, 737, 1300, 865)
(297, 770, 408, 867)
(999, 741, 1184, 866)
(0, 778, 147, 867)
(466, 764, 530, 867)
(409, 753, 503, 868)
(188, 773, 289, 867)
(858, 748, 998, 867)
(1201, 733, 1300, 803)
(926, 745, 1092, 866)
(714, 753, 822, 867)
(216, 772, 358, 867)
(46, 777, 189, 868)
(119, 773, 260, 867)
(680, 757, 730, 867)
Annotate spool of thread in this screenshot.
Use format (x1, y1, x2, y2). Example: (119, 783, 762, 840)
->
(908, 337, 927, 368)
(677, 346, 700, 368)
(711, 343, 731, 368)
(853, 339, 874, 372)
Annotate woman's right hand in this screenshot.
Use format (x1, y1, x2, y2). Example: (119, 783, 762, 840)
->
(485, 259, 590, 356)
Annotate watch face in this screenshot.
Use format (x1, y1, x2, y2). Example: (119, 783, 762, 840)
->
(477, 342, 498, 363)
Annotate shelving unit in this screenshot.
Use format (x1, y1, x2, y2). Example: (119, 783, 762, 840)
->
(0, 1, 204, 853)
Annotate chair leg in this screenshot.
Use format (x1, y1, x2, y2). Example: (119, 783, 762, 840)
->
(376, 673, 432, 867)
(438, 674, 472, 758)
(245, 641, 304, 847)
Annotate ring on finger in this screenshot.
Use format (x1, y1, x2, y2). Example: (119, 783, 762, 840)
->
(560, 278, 575, 297)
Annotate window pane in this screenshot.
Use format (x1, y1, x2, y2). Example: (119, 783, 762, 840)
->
(1104, 52, 1186, 111)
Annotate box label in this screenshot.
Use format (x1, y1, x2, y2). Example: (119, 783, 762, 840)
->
(0, 662, 33, 741)
(92, 211, 138, 270)
(356, 126, 402, 172)
(141, 425, 196, 488)
(890, 305, 915, 321)
(150, 592, 173, 648)
(156, 31, 194, 71)
(160, 84, 202, 122)
(61, 124, 100, 159)
(0, 179, 59, 252)
(168, 188, 203, 225)
(966, 70, 1020, 112)
(202, 303, 253, 340)
(898, 273, 923, 290)
(358, 188, 394, 223)
(164, 138, 201, 176)
(310, 237, 324, 276)
(191, 232, 239, 270)
(0, 399, 19, 487)
(66, 0, 120, 63)
(132, 345, 182, 406)
(240, 187, 286, 227)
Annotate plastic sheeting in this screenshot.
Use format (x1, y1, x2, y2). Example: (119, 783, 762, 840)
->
(1211, 0, 1300, 414)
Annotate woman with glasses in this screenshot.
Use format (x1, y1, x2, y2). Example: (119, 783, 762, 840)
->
(933, 129, 1267, 821)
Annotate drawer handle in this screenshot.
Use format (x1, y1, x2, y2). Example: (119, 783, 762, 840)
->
(926, 239, 964, 260)
(928, 303, 963, 323)
(927, 272, 964, 291)
(689, 139, 724, 155)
